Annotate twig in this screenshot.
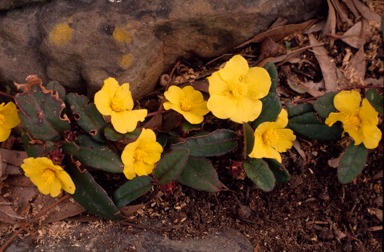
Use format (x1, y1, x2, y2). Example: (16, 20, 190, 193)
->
(0, 91, 14, 100)
(0, 208, 28, 220)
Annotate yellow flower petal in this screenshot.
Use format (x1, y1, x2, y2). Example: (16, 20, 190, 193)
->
(333, 90, 361, 115)
(207, 72, 230, 94)
(111, 109, 147, 133)
(219, 55, 249, 83)
(123, 165, 136, 180)
(229, 98, 262, 123)
(0, 102, 20, 129)
(164, 86, 183, 105)
(121, 141, 139, 166)
(94, 90, 113, 116)
(207, 94, 237, 119)
(243, 67, 271, 100)
(0, 127, 11, 142)
(184, 86, 204, 101)
(274, 110, 289, 128)
(183, 112, 205, 124)
(361, 122, 382, 149)
(273, 129, 296, 152)
(116, 83, 134, 111)
(347, 128, 364, 145)
(56, 170, 76, 194)
(134, 160, 154, 176)
(359, 99, 379, 125)
(325, 112, 346, 127)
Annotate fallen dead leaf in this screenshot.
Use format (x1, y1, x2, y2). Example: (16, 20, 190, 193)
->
(269, 17, 288, 29)
(367, 208, 383, 222)
(235, 19, 316, 48)
(340, 20, 373, 48)
(119, 203, 146, 217)
(342, 0, 361, 19)
(0, 148, 28, 166)
(320, 0, 336, 47)
(343, 43, 366, 85)
(328, 152, 344, 168)
(330, 0, 354, 27)
(308, 34, 338, 92)
(352, 0, 382, 30)
(292, 140, 306, 161)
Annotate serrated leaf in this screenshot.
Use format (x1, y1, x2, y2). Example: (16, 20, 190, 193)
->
(285, 101, 314, 118)
(67, 93, 108, 143)
(338, 141, 368, 184)
(171, 129, 237, 157)
(15, 76, 70, 142)
(243, 122, 255, 159)
(313, 91, 338, 119)
(252, 92, 282, 129)
(113, 176, 153, 208)
(263, 62, 278, 93)
(66, 135, 124, 173)
(104, 125, 141, 142)
(177, 156, 222, 193)
(243, 158, 275, 191)
(46, 81, 66, 102)
(264, 158, 290, 183)
(154, 149, 189, 185)
(288, 112, 343, 140)
(366, 88, 383, 114)
(65, 158, 123, 220)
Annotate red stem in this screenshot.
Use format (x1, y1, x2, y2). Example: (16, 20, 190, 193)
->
(0, 91, 15, 100)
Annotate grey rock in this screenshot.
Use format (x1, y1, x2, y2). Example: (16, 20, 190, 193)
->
(0, 0, 323, 98)
(3, 222, 253, 252)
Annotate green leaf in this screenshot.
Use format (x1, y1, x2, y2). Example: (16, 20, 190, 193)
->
(154, 149, 189, 185)
(67, 93, 108, 143)
(20, 129, 55, 158)
(46, 81, 66, 102)
(285, 101, 314, 118)
(263, 62, 278, 93)
(338, 141, 368, 184)
(182, 121, 200, 134)
(104, 125, 141, 142)
(288, 112, 343, 140)
(243, 158, 275, 191)
(15, 77, 71, 142)
(64, 135, 124, 173)
(177, 156, 222, 193)
(113, 176, 153, 208)
(243, 122, 255, 159)
(157, 134, 168, 149)
(171, 129, 237, 157)
(264, 158, 290, 183)
(252, 92, 282, 129)
(65, 158, 123, 220)
(313, 91, 338, 119)
(366, 88, 383, 114)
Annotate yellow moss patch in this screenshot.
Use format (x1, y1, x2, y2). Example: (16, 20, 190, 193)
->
(119, 53, 134, 69)
(113, 27, 132, 44)
(49, 23, 73, 45)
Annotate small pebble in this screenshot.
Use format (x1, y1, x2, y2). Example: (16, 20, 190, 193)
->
(318, 190, 330, 201)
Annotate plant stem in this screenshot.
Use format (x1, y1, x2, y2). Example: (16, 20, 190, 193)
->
(0, 91, 15, 100)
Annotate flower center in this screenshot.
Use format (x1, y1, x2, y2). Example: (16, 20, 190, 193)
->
(344, 114, 361, 131)
(230, 80, 248, 98)
(0, 114, 4, 125)
(42, 169, 56, 184)
(134, 148, 147, 162)
(180, 98, 192, 112)
(262, 129, 278, 146)
(110, 96, 126, 112)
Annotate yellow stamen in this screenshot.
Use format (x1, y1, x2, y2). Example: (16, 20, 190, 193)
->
(230, 80, 248, 98)
(134, 148, 147, 161)
(111, 96, 125, 112)
(180, 98, 192, 112)
(344, 114, 361, 131)
(262, 129, 278, 145)
(42, 169, 56, 184)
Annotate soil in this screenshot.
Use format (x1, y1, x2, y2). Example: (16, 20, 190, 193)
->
(1, 2, 383, 252)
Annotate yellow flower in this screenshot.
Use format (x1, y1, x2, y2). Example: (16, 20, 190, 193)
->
(207, 55, 271, 123)
(21, 157, 76, 197)
(121, 128, 163, 180)
(94, 77, 147, 134)
(0, 102, 20, 142)
(249, 109, 296, 163)
(163, 86, 209, 124)
(325, 90, 382, 149)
